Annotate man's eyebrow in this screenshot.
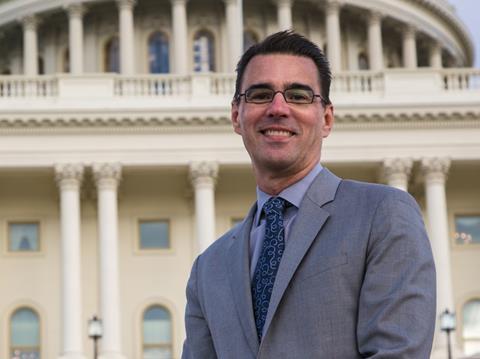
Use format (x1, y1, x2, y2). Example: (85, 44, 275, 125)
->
(284, 83, 314, 91)
(244, 83, 273, 91)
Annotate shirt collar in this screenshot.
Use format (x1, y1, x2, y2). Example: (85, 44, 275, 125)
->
(254, 163, 323, 226)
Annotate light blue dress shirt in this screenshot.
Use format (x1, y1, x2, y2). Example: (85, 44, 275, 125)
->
(249, 163, 323, 279)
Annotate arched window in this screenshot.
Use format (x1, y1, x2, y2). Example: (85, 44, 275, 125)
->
(143, 305, 173, 359)
(10, 307, 40, 359)
(38, 56, 44, 75)
(105, 36, 120, 73)
(358, 52, 369, 70)
(63, 49, 70, 73)
(463, 299, 480, 356)
(243, 30, 258, 52)
(193, 30, 215, 72)
(149, 32, 170, 74)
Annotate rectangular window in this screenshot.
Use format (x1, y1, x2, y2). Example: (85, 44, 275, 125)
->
(139, 220, 170, 250)
(455, 215, 480, 245)
(8, 222, 40, 252)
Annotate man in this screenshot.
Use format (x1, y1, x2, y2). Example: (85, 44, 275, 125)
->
(182, 31, 436, 358)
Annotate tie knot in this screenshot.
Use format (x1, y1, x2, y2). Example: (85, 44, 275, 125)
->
(263, 196, 287, 216)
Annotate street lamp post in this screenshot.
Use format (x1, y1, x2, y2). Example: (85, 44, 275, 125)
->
(88, 315, 103, 359)
(440, 308, 456, 359)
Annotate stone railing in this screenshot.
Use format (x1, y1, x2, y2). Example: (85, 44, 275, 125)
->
(0, 75, 58, 97)
(114, 74, 191, 96)
(442, 68, 480, 91)
(1, 69, 479, 101)
(332, 71, 384, 93)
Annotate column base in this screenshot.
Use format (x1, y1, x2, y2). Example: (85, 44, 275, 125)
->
(59, 353, 87, 359)
(98, 353, 127, 359)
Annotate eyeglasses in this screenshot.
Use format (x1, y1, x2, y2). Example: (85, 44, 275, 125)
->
(237, 87, 325, 105)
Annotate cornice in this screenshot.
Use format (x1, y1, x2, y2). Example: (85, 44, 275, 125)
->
(0, 110, 479, 133)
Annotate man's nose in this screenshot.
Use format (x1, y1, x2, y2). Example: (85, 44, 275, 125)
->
(266, 92, 290, 117)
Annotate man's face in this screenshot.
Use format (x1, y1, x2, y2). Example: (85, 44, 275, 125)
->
(231, 54, 334, 178)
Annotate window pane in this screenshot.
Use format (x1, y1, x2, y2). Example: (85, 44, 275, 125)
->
(9, 223, 39, 252)
(193, 31, 215, 72)
(11, 308, 40, 347)
(143, 306, 172, 344)
(143, 348, 172, 359)
(149, 32, 169, 74)
(10, 348, 40, 359)
(139, 221, 169, 249)
(243, 30, 258, 52)
(464, 300, 480, 338)
(106, 37, 120, 73)
(455, 216, 480, 244)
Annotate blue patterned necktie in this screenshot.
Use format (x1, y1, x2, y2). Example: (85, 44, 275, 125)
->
(251, 196, 287, 341)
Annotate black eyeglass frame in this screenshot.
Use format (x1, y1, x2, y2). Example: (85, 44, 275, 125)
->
(235, 88, 328, 105)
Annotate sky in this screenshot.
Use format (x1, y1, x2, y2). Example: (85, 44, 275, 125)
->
(448, 0, 480, 67)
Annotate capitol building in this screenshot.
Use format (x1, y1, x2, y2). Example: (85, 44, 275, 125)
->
(0, 0, 479, 358)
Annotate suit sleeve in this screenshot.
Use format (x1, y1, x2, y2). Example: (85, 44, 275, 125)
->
(182, 256, 218, 359)
(357, 191, 436, 358)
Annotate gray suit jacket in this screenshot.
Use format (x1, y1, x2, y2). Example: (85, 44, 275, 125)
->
(182, 169, 436, 359)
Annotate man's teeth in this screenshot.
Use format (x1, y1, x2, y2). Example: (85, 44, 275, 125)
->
(264, 129, 292, 136)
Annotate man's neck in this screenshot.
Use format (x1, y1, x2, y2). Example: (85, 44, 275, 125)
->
(254, 163, 318, 195)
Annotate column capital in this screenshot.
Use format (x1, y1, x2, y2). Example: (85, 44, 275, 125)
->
(93, 163, 122, 190)
(20, 15, 38, 30)
(116, 0, 136, 10)
(421, 157, 451, 183)
(65, 3, 86, 18)
(382, 158, 413, 178)
(223, 0, 239, 4)
(171, 0, 189, 4)
(403, 23, 416, 36)
(368, 10, 383, 23)
(273, 0, 294, 6)
(189, 161, 219, 186)
(326, 0, 342, 13)
(55, 163, 84, 190)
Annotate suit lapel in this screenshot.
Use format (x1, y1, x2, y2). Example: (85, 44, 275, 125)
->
(262, 168, 342, 339)
(226, 204, 260, 356)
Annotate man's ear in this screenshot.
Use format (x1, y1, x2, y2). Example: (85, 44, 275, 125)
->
(231, 101, 242, 135)
(322, 104, 335, 138)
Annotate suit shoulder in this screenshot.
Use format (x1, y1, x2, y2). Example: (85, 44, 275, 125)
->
(339, 179, 418, 207)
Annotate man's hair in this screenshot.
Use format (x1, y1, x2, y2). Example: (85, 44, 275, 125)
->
(234, 30, 332, 105)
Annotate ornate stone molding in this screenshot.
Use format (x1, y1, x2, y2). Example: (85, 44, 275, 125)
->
(382, 157, 413, 184)
(65, 3, 86, 18)
(116, 0, 136, 10)
(421, 157, 451, 184)
(20, 15, 38, 30)
(55, 163, 84, 190)
(93, 163, 122, 190)
(189, 161, 219, 187)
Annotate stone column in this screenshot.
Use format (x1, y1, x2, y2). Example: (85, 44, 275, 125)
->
(382, 158, 412, 192)
(22, 15, 38, 76)
(224, 0, 243, 71)
(421, 158, 457, 356)
(93, 163, 125, 359)
(190, 162, 219, 253)
(326, 0, 342, 72)
(55, 164, 86, 359)
(430, 40, 442, 69)
(367, 10, 383, 71)
(402, 24, 417, 69)
(276, 0, 293, 31)
(66, 4, 86, 75)
(171, 0, 189, 75)
(117, 0, 136, 75)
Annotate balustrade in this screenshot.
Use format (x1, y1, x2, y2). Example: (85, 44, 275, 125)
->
(1, 69, 479, 101)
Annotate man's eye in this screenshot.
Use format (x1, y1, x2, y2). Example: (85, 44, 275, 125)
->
(286, 90, 310, 102)
(247, 89, 272, 101)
